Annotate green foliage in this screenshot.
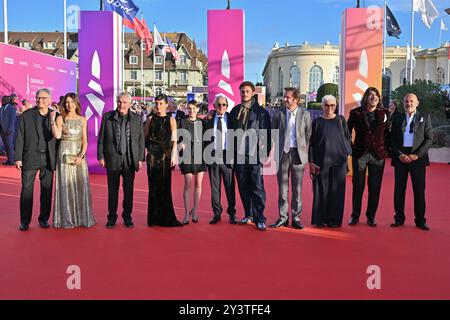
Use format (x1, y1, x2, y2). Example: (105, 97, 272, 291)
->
(307, 102, 323, 110)
(391, 80, 449, 127)
(316, 83, 339, 103)
(432, 125, 450, 148)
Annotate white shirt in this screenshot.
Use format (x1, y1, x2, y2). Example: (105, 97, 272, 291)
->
(284, 107, 298, 153)
(403, 112, 415, 147)
(214, 113, 227, 150)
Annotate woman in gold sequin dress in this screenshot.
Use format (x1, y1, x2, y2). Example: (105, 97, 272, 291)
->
(50, 93, 95, 228)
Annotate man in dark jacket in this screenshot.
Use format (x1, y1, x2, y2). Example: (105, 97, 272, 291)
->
(229, 81, 271, 231)
(1, 93, 18, 165)
(390, 93, 433, 230)
(98, 92, 145, 228)
(15, 89, 58, 231)
(348, 87, 389, 227)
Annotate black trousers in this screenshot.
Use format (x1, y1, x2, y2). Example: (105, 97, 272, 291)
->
(351, 152, 385, 220)
(394, 162, 427, 225)
(20, 152, 53, 225)
(106, 156, 135, 222)
(208, 161, 236, 218)
(311, 162, 347, 226)
(234, 163, 266, 224)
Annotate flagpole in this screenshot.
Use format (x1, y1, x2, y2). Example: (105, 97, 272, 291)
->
(409, 0, 414, 84)
(3, 0, 8, 44)
(153, 24, 156, 98)
(141, 13, 144, 103)
(405, 42, 409, 85)
(122, 25, 125, 92)
(439, 19, 442, 47)
(383, 0, 387, 75)
(163, 33, 166, 94)
(64, 0, 67, 59)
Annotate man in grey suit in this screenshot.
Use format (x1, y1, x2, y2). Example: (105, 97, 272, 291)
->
(390, 93, 433, 230)
(270, 87, 312, 229)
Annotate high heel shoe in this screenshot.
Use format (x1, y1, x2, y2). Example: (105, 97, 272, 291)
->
(182, 212, 190, 225)
(191, 209, 198, 223)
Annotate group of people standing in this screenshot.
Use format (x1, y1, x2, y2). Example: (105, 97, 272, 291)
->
(13, 81, 433, 232)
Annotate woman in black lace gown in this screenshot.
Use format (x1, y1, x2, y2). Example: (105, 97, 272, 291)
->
(144, 94, 182, 227)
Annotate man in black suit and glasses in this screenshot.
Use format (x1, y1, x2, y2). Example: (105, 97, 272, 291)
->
(98, 92, 145, 228)
(390, 93, 433, 230)
(15, 88, 58, 231)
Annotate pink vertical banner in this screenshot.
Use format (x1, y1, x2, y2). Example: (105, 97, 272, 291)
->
(207, 9, 245, 111)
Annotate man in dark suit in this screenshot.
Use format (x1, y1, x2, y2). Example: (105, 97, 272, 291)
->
(229, 81, 271, 231)
(390, 93, 433, 230)
(1, 93, 18, 165)
(15, 88, 58, 231)
(98, 92, 145, 228)
(270, 87, 311, 229)
(204, 94, 237, 225)
(348, 87, 389, 227)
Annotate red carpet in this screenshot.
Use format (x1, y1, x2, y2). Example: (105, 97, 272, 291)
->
(0, 155, 449, 299)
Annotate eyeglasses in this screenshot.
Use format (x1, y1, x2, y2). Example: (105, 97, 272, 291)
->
(37, 97, 50, 100)
(216, 103, 228, 107)
(324, 104, 336, 107)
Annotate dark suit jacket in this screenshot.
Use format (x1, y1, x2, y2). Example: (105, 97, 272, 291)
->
(390, 111, 433, 167)
(347, 106, 389, 159)
(14, 107, 57, 170)
(229, 100, 271, 165)
(97, 110, 145, 171)
(0, 103, 17, 134)
(202, 110, 231, 149)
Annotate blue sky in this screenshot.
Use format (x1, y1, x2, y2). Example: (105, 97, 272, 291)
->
(1, 0, 449, 83)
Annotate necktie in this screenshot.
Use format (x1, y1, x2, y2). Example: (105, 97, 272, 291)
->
(120, 116, 127, 155)
(284, 111, 292, 153)
(216, 116, 223, 150)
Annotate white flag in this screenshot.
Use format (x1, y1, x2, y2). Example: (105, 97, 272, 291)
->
(153, 24, 166, 55)
(441, 19, 448, 31)
(413, 0, 439, 29)
(406, 43, 416, 68)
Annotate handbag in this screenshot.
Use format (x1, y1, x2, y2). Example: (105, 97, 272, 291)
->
(62, 154, 77, 165)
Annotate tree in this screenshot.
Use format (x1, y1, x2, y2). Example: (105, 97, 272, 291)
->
(316, 83, 339, 103)
(391, 80, 448, 126)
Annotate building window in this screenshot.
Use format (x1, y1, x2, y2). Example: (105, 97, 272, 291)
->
(68, 42, 78, 50)
(155, 87, 163, 96)
(180, 71, 188, 82)
(130, 71, 137, 81)
(155, 56, 162, 65)
(43, 42, 56, 49)
(180, 55, 187, 65)
(437, 67, 445, 84)
(289, 65, 300, 88)
(129, 55, 138, 65)
(333, 66, 340, 84)
(20, 42, 32, 49)
(155, 70, 162, 81)
(309, 65, 323, 93)
(123, 43, 129, 50)
(55, 54, 64, 58)
(278, 67, 284, 94)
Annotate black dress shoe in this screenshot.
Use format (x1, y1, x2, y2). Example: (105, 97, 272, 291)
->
(416, 223, 430, 231)
(292, 220, 304, 229)
(19, 223, 29, 231)
(327, 224, 341, 228)
(348, 217, 359, 225)
(209, 216, 221, 224)
(106, 220, 116, 228)
(124, 220, 134, 228)
(390, 221, 404, 227)
(270, 218, 288, 228)
(39, 221, 49, 229)
(229, 215, 237, 225)
(367, 219, 377, 227)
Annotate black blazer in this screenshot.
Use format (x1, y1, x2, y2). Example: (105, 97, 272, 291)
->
(390, 111, 433, 167)
(228, 100, 272, 165)
(97, 110, 145, 171)
(202, 111, 232, 149)
(14, 107, 58, 170)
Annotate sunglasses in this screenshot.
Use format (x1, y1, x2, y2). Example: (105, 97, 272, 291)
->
(216, 103, 228, 107)
(324, 104, 336, 107)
